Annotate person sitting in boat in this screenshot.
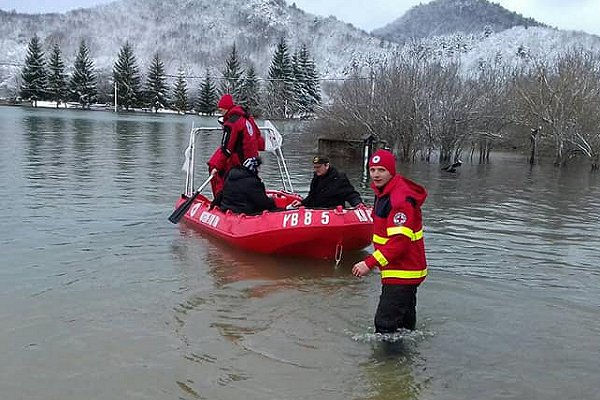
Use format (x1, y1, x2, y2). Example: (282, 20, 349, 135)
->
(288, 155, 363, 209)
(207, 94, 265, 197)
(212, 157, 280, 215)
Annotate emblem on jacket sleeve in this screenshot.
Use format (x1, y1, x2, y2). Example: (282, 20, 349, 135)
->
(246, 120, 254, 136)
(393, 212, 407, 226)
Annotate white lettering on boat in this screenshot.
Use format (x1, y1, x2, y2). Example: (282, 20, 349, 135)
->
(189, 203, 201, 217)
(304, 211, 312, 225)
(283, 213, 299, 227)
(354, 209, 372, 222)
(283, 211, 332, 228)
(199, 211, 220, 227)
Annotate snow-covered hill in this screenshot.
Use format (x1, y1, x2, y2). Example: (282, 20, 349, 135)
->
(1, 0, 600, 98)
(0, 0, 395, 96)
(372, 0, 545, 43)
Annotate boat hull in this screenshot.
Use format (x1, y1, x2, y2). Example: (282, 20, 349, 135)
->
(174, 192, 373, 259)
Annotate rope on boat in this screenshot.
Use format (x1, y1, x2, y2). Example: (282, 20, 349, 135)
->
(334, 241, 343, 266)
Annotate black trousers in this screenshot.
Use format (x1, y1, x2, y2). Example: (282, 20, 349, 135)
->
(374, 284, 418, 333)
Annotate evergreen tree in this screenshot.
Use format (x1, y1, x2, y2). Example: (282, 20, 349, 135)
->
(238, 65, 262, 116)
(220, 43, 244, 99)
(172, 67, 189, 114)
(69, 40, 97, 108)
(47, 43, 67, 108)
(145, 52, 169, 112)
(196, 69, 218, 115)
(290, 50, 303, 116)
(266, 37, 294, 118)
(113, 41, 142, 110)
(296, 44, 321, 116)
(20, 34, 47, 104)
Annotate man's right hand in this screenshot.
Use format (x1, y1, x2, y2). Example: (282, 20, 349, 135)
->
(352, 261, 370, 277)
(210, 168, 218, 176)
(288, 199, 301, 209)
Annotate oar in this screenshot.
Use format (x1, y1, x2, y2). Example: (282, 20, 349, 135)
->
(168, 174, 214, 224)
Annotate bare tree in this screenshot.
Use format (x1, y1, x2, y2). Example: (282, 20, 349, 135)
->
(514, 49, 600, 166)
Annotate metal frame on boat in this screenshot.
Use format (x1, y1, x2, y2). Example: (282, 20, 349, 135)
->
(170, 119, 374, 260)
(182, 119, 294, 197)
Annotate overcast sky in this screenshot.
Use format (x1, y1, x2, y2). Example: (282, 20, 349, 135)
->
(1, 0, 599, 36)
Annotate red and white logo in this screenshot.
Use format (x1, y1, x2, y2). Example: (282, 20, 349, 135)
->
(393, 212, 407, 226)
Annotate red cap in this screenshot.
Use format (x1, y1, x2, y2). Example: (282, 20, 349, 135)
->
(369, 149, 396, 176)
(217, 94, 234, 110)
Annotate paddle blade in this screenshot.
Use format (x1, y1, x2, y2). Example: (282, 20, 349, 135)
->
(168, 191, 200, 224)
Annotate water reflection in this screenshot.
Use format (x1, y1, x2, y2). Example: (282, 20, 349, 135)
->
(361, 341, 424, 400)
(114, 119, 141, 175)
(72, 117, 94, 181)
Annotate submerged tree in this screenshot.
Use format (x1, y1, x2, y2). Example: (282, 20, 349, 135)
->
(145, 52, 169, 112)
(69, 40, 97, 108)
(20, 34, 47, 104)
(46, 43, 67, 107)
(113, 41, 142, 110)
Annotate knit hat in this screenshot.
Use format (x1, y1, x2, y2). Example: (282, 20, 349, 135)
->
(369, 149, 396, 176)
(217, 93, 234, 110)
(242, 157, 262, 173)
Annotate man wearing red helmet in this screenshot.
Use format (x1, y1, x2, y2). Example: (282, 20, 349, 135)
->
(207, 94, 265, 197)
(352, 149, 428, 333)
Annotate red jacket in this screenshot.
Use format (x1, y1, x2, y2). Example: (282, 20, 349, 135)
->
(364, 174, 428, 286)
(207, 105, 262, 174)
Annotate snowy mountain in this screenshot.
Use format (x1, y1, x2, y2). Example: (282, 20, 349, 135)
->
(0, 0, 395, 97)
(1, 0, 600, 99)
(372, 0, 545, 43)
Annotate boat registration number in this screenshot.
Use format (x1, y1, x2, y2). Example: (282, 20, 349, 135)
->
(282, 209, 371, 228)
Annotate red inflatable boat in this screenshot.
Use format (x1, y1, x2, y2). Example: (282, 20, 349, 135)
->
(170, 121, 373, 260)
(174, 190, 373, 260)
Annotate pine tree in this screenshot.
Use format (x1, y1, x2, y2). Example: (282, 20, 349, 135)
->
(113, 41, 142, 110)
(291, 50, 303, 116)
(239, 65, 262, 116)
(296, 44, 321, 116)
(20, 34, 47, 104)
(145, 52, 169, 112)
(196, 69, 218, 115)
(47, 43, 67, 108)
(172, 67, 189, 114)
(69, 40, 97, 108)
(267, 37, 294, 118)
(220, 43, 244, 100)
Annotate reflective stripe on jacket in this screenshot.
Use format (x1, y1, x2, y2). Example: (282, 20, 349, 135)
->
(364, 174, 428, 286)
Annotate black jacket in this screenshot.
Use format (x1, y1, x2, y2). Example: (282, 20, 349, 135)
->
(301, 166, 363, 208)
(214, 167, 277, 215)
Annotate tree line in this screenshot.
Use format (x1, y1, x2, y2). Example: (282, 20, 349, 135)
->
(313, 48, 600, 169)
(19, 35, 321, 118)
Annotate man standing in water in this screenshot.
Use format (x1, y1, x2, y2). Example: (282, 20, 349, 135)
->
(352, 149, 428, 333)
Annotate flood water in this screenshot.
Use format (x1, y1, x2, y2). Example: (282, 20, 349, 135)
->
(1, 105, 599, 399)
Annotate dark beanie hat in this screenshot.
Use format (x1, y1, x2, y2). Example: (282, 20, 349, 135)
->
(217, 94, 234, 109)
(369, 149, 396, 176)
